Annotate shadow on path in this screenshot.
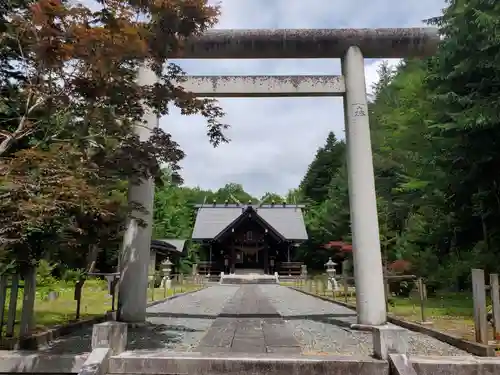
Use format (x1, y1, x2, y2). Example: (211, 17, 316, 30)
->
(146, 312, 357, 321)
(127, 323, 205, 351)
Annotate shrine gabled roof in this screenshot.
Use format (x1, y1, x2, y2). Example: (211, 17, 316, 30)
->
(151, 239, 187, 255)
(191, 204, 308, 241)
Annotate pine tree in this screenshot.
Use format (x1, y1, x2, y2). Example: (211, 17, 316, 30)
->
(299, 132, 346, 203)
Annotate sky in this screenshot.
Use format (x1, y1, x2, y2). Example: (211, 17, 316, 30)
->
(158, 1, 447, 197)
(165, 0, 447, 197)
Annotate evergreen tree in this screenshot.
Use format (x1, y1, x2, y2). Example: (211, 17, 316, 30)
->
(300, 132, 346, 203)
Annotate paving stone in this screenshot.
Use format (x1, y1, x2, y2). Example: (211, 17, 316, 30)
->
(195, 285, 300, 354)
(231, 337, 267, 353)
(266, 346, 302, 354)
(263, 323, 298, 347)
(197, 319, 236, 347)
(196, 345, 232, 354)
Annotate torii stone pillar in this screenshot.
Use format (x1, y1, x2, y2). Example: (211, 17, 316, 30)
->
(116, 28, 439, 324)
(342, 46, 386, 325)
(118, 64, 158, 323)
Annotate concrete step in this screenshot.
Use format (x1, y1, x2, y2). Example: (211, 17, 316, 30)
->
(108, 352, 387, 375)
(220, 274, 278, 285)
(220, 278, 278, 285)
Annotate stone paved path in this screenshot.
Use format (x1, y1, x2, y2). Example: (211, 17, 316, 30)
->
(196, 285, 301, 354)
(39, 284, 471, 356)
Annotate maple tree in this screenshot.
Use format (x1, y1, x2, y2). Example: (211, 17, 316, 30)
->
(0, 0, 227, 266)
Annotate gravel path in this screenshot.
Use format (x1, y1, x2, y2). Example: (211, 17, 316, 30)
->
(147, 286, 238, 317)
(38, 285, 472, 357)
(133, 286, 239, 352)
(259, 285, 471, 356)
(40, 287, 238, 354)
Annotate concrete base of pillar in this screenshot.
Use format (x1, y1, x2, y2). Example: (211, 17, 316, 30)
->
(91, 322, 128, 355)
(372, 325, 409, 360)
(350, 323, 377, 332)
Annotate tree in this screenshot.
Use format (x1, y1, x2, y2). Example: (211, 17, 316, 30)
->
(213, 183, 256, 204)
(296, 0, 500, 283)
(299, 132, 346, 203)
(426, 0, 500, 267)
(0, 144, 124, 265)
(260, 192, 285, 204)
(0, 0, 228, 266)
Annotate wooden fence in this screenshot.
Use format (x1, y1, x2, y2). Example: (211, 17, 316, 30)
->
(471, 268, 500, 345)
(0, 267, 36, 340)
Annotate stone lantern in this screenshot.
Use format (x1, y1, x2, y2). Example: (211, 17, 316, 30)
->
(160, 257, 173, 289)
(325, 257, 337, 291)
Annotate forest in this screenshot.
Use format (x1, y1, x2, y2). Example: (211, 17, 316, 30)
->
(2, 0, 500, 294)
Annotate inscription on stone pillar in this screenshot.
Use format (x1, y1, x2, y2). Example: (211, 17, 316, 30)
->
(351, 103, 367, 117)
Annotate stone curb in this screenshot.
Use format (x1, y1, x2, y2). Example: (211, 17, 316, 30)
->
(0, 286, 206, 351)
(289, 287, 496, 357)
(146, 286, 206, 308)
(108, 352, 388, 375)
(0, 314, 110, 350)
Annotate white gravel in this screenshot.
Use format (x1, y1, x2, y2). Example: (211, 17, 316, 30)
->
(147, 286, 238, 317)
(41, 287, 239, 354)
(130, 286, 239, 352)
(259, 285, 472, 356)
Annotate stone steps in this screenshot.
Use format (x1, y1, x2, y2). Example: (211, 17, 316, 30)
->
(219, 274, 278, 285)
(220, 277, 278, 285)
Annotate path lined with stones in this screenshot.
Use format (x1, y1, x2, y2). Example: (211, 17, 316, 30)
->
(39, 286, 238, 354)
(129, 286, 238, 352)
(196, 285, 301, 354)
(39, 284, 471, 356)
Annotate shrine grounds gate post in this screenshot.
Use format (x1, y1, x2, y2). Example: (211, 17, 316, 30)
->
(118, 28, 440, 325)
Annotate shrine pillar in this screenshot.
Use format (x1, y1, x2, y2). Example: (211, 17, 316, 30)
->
(342, 46, 387, 326)
(118, 64, 158, 323)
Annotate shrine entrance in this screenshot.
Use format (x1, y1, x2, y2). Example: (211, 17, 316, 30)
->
(119, 27, 440, 326)
(234, 246, 262, 270)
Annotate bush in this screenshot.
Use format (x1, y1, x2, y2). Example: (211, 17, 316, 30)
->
(36, 260, 57, 287)
(61, 268, 85, 284)
(389, 280, 413, 297)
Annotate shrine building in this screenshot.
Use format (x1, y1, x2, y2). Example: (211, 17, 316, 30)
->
(191, 201, 308, 275)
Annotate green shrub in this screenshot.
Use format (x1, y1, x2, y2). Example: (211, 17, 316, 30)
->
(36, 260, 57, 286)
(61, 268, 85, 284)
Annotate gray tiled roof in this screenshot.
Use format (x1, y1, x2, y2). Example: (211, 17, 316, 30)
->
(191, 204, 308, 241)
(151, 239, 187, 254)
(257, 207, 308, 240)
(191, 207, 243, 240)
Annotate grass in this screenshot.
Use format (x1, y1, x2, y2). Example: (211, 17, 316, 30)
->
(1, 278, 203, 338)
(147, 282, 202, 301)
(386, 293, 479, 342)
(289, 279, 493, 343)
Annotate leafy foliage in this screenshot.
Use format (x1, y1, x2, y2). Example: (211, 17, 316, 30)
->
(297, 0, 500, 287)
(3, 0, 499, 292)
(0, 0, 227, 267)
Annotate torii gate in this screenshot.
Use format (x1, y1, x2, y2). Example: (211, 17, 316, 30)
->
(117, 28, 439, 325)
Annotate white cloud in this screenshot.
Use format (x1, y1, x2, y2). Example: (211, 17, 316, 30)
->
(161, 0, 446, 197)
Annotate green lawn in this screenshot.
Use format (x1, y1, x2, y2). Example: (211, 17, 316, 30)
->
(2, 279, 202, 337)
(387, 293, 478, 341)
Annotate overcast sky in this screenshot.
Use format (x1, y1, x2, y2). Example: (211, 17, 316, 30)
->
(163, 1, 446, 197)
